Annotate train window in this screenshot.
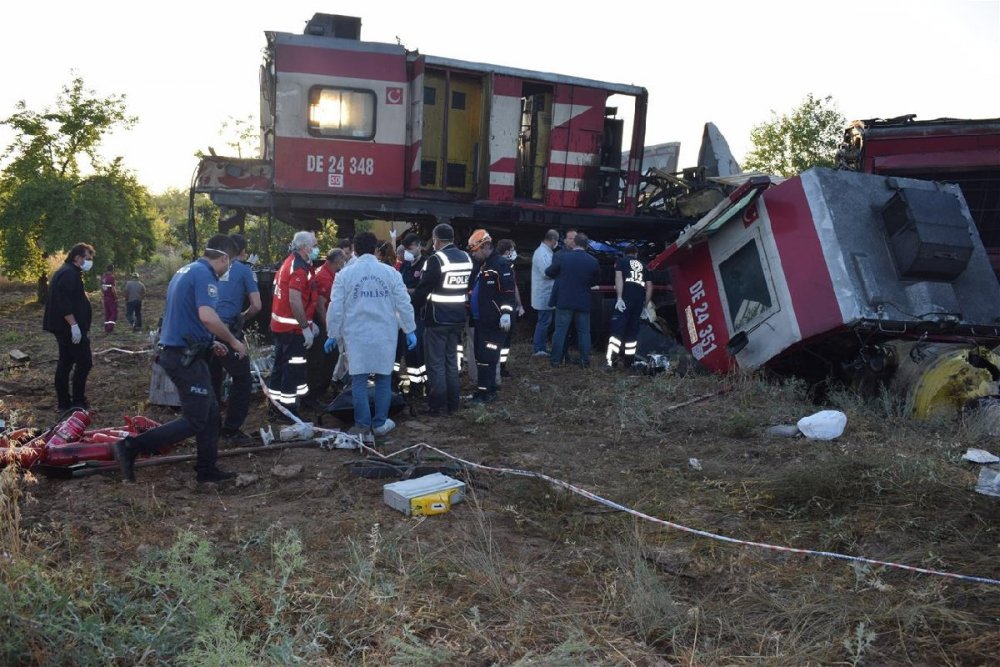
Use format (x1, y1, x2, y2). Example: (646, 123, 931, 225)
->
(718, 238, 774, 331)
(451, 91, 466, 110)
(308, 86, 376, 139)
(424, 86, 437, 105)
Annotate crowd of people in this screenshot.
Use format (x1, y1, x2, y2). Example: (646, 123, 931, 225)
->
(45, 223, 654, 484)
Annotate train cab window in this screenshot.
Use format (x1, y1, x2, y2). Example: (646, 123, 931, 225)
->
(308, 86, 376, 139)
(718, 238, 774, 332)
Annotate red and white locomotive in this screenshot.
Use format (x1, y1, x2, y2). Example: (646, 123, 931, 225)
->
(195, 13, 669, 243)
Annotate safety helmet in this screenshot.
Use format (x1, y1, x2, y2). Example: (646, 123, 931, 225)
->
(467, 229, 492, 252)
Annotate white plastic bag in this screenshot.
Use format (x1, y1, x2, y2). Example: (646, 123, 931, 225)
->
(796, 410, 847, 440)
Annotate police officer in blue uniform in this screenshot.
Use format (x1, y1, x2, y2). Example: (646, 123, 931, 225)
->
(114, 235, 247, 483)
(209, 234, 261, 444)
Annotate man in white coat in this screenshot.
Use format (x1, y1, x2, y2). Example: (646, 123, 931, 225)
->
(325, 232, 417, 440)
(530, 229, 559, 356)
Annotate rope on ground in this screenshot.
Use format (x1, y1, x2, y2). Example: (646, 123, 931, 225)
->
(94, 347, 153, 356)
(357, 440, 1000, 587)
(240, 337, 997, 585)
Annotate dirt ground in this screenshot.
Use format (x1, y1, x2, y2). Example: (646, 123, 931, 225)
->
(3, 278, 1000, 665)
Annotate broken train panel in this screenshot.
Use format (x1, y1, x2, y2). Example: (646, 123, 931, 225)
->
(663, 167, 1000, 416)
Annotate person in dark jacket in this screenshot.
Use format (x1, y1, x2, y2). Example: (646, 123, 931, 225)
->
(545, 232, 599, 367)
(43, 242, 96, 410)
(412, 223, 473, 415)
(467, 229, 515, 403)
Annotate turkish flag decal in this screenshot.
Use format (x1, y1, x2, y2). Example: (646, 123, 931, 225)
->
(386, 87, 403, 105)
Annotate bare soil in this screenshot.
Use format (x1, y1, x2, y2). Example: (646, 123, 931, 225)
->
(3, 279, 1000, 665)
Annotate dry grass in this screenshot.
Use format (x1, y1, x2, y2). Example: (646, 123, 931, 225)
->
(3, 279, 1000, 665)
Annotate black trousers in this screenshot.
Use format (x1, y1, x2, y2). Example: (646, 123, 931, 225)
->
(270, 331, 307, 408)
(126, 300, 142, 330)
(424, 324, 462, 412)
(306, 320, 336, 398)
(608, 299, 643, 366)
(474, 323, 503, 395)
(53, 332, 92, 408)
(130, 348, 220, 474)
(209, 334, 253, 432)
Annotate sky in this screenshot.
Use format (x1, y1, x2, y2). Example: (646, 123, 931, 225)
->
(1, 0, 997, 193)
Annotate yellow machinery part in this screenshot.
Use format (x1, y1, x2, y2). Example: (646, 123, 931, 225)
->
(887, 342, 1000, 419)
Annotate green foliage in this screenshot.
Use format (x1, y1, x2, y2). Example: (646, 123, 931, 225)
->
(0, 76, 157, 279)
(742, 94, 846, 177)
(0, 527, 324, 665)
(149, 187, 219, 256)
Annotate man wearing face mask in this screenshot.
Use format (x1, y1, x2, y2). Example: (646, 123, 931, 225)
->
(113, 235, 246, 483)
(209, 234, 261, 444)
(269, 230, 320, 418)
(394, 233, 428, 394)
(43, 242, 97, 411)
(494, 238, 525, 379)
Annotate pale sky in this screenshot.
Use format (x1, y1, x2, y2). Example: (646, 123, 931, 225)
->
(1, 0, 997, 193)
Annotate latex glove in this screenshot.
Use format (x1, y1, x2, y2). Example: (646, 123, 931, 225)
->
(640, 305, 652, 321)
(302, 326, 315, 349)
(70, 323, 82, 344)
(246, 253, 259, 266)
(405, 331, 417, 350)
(516, 304, 525, 317)
(499, 314, 511, 332)
(324, 337, 337, 354)
(615, 298, 626, 313)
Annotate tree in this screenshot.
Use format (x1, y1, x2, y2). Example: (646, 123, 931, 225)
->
(0, 77, 157, 280)
(742, 94, 846, 177)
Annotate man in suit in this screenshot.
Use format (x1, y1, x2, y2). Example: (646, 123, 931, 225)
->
(545, 232, 599, 367)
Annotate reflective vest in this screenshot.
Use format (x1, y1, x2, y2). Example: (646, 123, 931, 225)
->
(271, 253, 316, 334)
(426, 245, 472, 325)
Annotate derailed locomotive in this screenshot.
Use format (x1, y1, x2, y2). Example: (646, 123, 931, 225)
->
(193, 13, 1000, 418)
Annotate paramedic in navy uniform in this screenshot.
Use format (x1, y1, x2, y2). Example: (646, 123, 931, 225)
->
(113, 235, 246, 484)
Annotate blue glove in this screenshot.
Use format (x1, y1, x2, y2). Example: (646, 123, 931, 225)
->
(324, 337, 337, 354)
(405, 331, 417, 350)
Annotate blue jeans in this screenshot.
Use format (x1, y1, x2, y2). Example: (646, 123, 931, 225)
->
(551, 309, 591, 366)
(533, 308, 553, 353)
(350, 373, 392, 429)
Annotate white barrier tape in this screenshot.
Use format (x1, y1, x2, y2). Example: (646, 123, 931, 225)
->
(359, 440, 1000, 587)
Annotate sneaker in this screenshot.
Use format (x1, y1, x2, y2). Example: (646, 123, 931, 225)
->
(221, 428, 255, 446)
(197, 468, 238, 483)
(372, 418, 396, 436)
(113, 437, 137, 482)
(532, 350, 550, 357)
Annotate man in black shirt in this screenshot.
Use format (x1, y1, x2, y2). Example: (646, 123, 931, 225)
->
(606, 244, 653, 368)
(43, 242, 96, 411)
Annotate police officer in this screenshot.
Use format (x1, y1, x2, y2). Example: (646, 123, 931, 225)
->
(209, 234, 261, 444)
(412, 223, 472, 416)
(113, 234, 246, 483)
(43, 242, 96, 411)
(606, 244, 653, 368)
(467, 230, 515, 403)
(269, 231, 319, 417)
